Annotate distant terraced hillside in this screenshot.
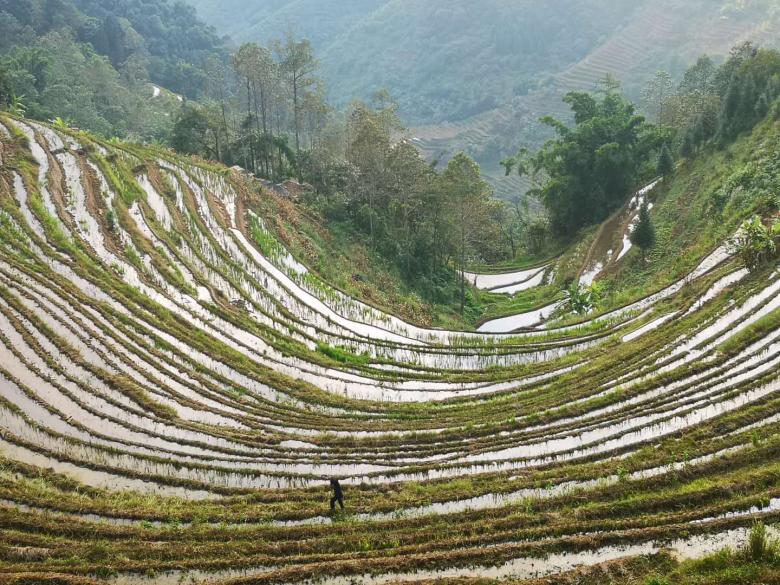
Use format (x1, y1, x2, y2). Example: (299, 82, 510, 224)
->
(0, 113, 779, 584)
(414, 0, 780, 198)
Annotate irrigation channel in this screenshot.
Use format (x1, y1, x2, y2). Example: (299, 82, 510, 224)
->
(0, 117, 778, 584)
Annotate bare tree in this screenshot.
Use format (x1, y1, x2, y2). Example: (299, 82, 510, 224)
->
(275, 32, 319, 157)
(642, 70, 674, 125)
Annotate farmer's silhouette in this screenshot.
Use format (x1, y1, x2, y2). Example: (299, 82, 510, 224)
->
(329, 479, 344, 511)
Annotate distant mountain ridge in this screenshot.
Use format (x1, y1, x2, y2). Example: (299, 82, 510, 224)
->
(186, 0, 780, 198)
(185, 0, 387, 49)
(185, 0, 642, 123)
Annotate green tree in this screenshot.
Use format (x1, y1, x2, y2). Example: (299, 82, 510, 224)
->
(232, 42, 280, 176)
(678, 55, 716, 114)
(344, 100, 395, 240)
(709, 46, 780, 144)
(565, 281, 602, 315)
(630, 202, 656, 261)
(439, 152, 494, 314)
(713, 42, 757, 95)
(171, 103, 221, 159)
(642, 70, 674, 125)
(731, 216, 780, 273)
(0, 64, 11, 107)
(657, 143, 674, 176)
(497, 197, 524, 260)
(524, 215, 550, 256)
(528, 89, 654, 234)
(386, 140, 437, 275)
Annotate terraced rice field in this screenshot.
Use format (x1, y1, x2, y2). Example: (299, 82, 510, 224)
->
(0, 117, 778, 584)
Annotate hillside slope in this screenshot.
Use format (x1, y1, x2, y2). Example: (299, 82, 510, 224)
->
(415, 0, 780, 197)
(185, 0, 642, 123)
(185, 0, 387, 49)
(0, 0, 225, 138)
(0, 110, 779, 583)
(186, 0, 780, 198)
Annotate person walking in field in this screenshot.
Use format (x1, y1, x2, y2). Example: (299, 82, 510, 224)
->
(329, 479, 344, 511)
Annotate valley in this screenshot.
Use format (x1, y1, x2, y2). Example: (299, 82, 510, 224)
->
(1, 1, 780, 584)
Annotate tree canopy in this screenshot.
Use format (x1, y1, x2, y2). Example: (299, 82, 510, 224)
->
(511, 86, 661, 235)
(630, 202, 656, 259)
(675, 44, 780, 153)
(657, 143, 674, 176)
(0, 0, 226, 137)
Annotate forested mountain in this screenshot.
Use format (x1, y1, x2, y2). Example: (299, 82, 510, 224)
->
(71, 0, 225, 97)
(186, 0, 641, 124)
(185, 0, 386, 52)
(0, 0, 225, 137)
(186, 0, 780, 197)
(411, 0, 780, 196)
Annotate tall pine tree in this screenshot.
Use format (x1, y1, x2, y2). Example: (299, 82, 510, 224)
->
(657, 143, 674, 176)
(631, 202, 656, 261)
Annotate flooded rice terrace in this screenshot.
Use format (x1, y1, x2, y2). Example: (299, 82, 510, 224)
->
(0, 119, 778, 585)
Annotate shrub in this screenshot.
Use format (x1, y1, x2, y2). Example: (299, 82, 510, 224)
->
(316, 343, 369, 366)
(524, 216, 550, 255)
(657, 143, 674, 176)
(730, 215, 780, 272)
(566, 281, 603, 315)
(106, 209, 116, 231)
(631, 202, 657, 260)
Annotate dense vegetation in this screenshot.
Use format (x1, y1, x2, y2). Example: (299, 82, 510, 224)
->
(0, 0, 224, 137)
(71, 0, 224, 97)
(501, 42, 780, 243)
(309, 102, 505, 306)
(397, 0, 780, 199)
(169, 40, 516, 309)
(2, 1, 780, 581)
(3, 0, 779, 321)
(676, 43, 780, 153)
(0, 0, 522, 311)
(503, 83, 667, 234)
